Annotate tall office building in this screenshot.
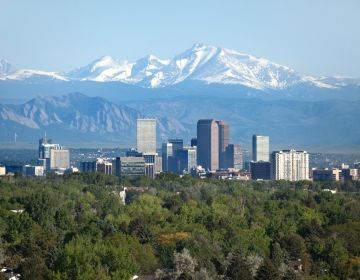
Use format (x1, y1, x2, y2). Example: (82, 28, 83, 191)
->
(168, 139, 183, 152)
(38, 136, 51, 158)
(197, 119, 219, 171)
(137, 119, 156, 153)
(162, 142, 173, 172)
(178, 146, 197, 174)
(271, 149, 309, 181)
(252, 135, 269, 162)
(168, 139, 183, 172)
(226, 144, 243, 170)
(38, 136, 69, 170)
(217, 121, 230, 169)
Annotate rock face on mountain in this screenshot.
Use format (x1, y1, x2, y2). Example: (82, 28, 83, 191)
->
(0, 93, 190, 146)
(1, 92, 360, 150)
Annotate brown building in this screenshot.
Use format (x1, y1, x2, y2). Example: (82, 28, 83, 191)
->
(217, 121, 230, 169)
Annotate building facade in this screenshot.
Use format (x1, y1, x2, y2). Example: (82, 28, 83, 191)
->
(271, 150, 309, 181)
(217, 121, 230, 169)
(162, 142, 173, 172)
(312, 168, 341, 181)
(250, 161, 271, 180)
(226, 144, 243, 170)
(50, 149, 70, 170)
(252, 135, 269, 162)
(118, 157, 145, 177)
(23, 165, 44, 177)
(197, 119, 219, 171)
(178, 146, 197, 174)
(137, 119, 156, 153)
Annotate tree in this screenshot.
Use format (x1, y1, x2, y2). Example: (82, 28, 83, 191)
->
(255, 258, 279, 280)
(174, 248, 197, 279)
(226, 250, 253, 280)
(270, 242, 284, 267)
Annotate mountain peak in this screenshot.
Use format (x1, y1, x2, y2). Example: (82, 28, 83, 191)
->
(1, 45, 340, 90)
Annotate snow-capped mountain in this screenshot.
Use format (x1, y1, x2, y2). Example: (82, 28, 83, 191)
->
(66, 56, 132, 82)
(0, 44, 357, 90)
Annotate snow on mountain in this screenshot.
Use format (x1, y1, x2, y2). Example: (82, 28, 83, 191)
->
(0, 44, 351, 89)
(126, 55, 170, 86)
(5, 69, 68, 81)
(64, 44, 336, 89)
(66, 56, 133, 82)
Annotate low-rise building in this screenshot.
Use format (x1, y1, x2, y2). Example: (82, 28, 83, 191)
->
(118, 157, 145, 177)
(312, 168, 341, 181)
(250, 161, 271, 180)
(23, 165, 44, 177)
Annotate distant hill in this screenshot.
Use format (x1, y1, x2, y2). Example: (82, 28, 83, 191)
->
(1, 92, 359, 151)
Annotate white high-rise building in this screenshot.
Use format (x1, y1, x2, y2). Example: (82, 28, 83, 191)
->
(137, 119, 156, 153)
(50, 149, 70, 170)
(271, 149, 309, 181)
(252, 135, 269, 162)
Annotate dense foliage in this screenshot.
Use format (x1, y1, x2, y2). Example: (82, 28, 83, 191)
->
(0, 173, 360, 279)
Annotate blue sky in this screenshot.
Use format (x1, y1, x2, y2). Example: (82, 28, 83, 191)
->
(1, 0, 359, 76)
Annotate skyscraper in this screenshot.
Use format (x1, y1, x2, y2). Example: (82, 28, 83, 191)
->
(252, 135, 269, 162)
(137, 119, 156, 153)
(38, 136, 69, 171)
(168, 139, 183, 172)
(162, 143, 173, 172)
(226, 144, 243, 170)
(271, 149, 309, 181)
(197, 119, 219, 171)
(217, 121, 230, 169)
(177, 146, 197, 174)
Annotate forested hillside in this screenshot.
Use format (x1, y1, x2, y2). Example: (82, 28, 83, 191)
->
(0, 174, 359, 279)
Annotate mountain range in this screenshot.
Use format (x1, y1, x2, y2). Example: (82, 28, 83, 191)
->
(1, 44, 359, 92)
(0, 93, 189, 146)
(0, 44, 359, 150)
(1, 92, 359, 151)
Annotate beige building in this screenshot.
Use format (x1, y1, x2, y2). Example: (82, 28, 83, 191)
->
(50, 149, 70, 170)
(137, 119, 156, 153)
(271, 149, 309, 181)
(0, 166, 6, 176)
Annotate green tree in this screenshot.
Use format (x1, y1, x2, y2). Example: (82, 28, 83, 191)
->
(226, 250, 253, 280)
(255, 258, 279, 280)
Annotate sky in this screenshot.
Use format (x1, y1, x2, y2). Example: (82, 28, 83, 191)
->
(1, 0, 359, 77)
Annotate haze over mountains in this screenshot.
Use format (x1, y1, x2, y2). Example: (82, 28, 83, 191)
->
(0, 44, 359, 150)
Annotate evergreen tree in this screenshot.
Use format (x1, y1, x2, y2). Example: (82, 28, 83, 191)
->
(255, 258, 279, 280)
(226, 250, 253, 280)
